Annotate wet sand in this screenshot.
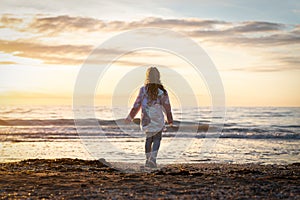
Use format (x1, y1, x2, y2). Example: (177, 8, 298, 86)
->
(0, 159, 299, 199)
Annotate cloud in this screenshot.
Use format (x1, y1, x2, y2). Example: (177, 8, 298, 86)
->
(188, 21, 285, 37)
(278, 56, 300, 66)
(0, 38, 145, 65)
(1, 14, 296, 44)
(27, 15, 106, 35)
(23, 15, 230, 35)
(130, 17, 229, 29)
(0, 14, 23, 24)
(1, 14, 228, 34)
(188, 21, 299, 46)
(219, 33, 300, 47)
(0, 39, 93, 65)
(5, 14, 297, 48)
(291, 25, 300, 35)
(271, 55, 300, 72)
(228, 21, 285, 33)
(0, 61, 18, 65)
(0, 14, 23, 29)
(1, 14, 299, 70)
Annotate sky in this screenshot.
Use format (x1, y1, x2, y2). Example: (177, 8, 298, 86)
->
(0, 0, 299, 107)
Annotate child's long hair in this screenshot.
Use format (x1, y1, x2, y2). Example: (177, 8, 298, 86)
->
(146, 83, 167, 101)
(144, 67, 166, 101)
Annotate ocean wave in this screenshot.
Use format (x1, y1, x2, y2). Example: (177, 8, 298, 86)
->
(1, 131, 299, 142)
(0, 118, 299, 140)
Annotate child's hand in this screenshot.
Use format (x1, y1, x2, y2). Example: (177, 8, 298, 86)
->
(163, 126, 167, 132)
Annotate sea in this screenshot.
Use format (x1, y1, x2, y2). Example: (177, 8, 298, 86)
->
(0, 105, 299, 165)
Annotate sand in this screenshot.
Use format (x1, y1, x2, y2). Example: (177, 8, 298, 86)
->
(0, 159, 299, 199)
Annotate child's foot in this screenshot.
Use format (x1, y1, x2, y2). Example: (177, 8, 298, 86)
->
(145, 160, 150, 167)
(148, 160, 157, 168)
(145, 160, 157, 168)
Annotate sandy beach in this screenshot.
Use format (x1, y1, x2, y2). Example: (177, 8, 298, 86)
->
(0, 159, 299, 199)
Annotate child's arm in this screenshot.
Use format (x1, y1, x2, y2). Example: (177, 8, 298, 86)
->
(125, 87, 143, 122)
(161, 91, 173, 125)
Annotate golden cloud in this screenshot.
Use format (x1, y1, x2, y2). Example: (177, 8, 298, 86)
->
(0, 14, 299, 70)
(0, 14, 23, 28)
(0, 61, 18, 65)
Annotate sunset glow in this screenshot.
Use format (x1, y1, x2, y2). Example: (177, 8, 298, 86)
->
(1, 1, 299, 107)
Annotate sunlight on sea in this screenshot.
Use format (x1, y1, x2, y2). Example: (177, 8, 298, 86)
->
(0, 105, 299, 164)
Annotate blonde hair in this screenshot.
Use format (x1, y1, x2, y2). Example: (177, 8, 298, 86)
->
(144, 67, 161, 85)
(144, 67, 165, 101)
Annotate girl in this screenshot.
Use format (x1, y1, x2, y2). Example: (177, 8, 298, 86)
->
(125, 67, 173, 168)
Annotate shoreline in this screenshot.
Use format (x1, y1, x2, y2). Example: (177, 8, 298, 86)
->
(1, 159, 299, 199)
